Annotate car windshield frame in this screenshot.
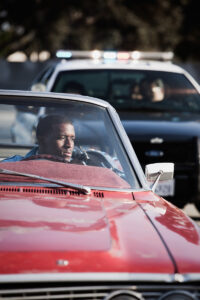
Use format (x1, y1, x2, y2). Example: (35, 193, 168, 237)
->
(0, 91, 147, 191)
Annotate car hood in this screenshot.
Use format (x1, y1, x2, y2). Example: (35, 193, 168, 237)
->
(0, 188, 200, 275)
(134, 191, 200, 274)
(120, 112, 200, 140)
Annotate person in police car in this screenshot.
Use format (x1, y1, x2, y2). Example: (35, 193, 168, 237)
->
(131, 78, 165, 102)
(140, 78, 165, 102)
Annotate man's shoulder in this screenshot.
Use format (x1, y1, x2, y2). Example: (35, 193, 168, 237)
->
(1, 146, 39, 163)
(1, 155, 24, 163)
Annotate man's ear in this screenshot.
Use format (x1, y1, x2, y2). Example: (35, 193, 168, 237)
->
(37, 135, 47, 154)
(37, 135, 42, 144)
(37, 135, 47, 147)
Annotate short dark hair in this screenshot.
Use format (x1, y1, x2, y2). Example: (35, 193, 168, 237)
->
(36, 114, 73, 138)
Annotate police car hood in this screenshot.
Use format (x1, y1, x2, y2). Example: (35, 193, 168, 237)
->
(119, 111, 200, 140)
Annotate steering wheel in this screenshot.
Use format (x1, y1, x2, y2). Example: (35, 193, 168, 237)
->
(22, 154, 67, 163)
(72, 147, 125, 178)
(85, 150, 113, 167)
(87, 150, 125, 179)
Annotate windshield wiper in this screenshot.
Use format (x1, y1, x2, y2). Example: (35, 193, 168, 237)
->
(0, 168, 91, 195)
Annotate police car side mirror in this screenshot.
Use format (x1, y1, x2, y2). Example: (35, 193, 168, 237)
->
(31, 83, 46, 92)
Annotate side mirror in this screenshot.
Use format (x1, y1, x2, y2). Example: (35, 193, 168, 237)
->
(145, 162, 174, 192)
(31, 83, 46, 92)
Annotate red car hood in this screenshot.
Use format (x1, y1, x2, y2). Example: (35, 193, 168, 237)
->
(0, 188, 199, 275)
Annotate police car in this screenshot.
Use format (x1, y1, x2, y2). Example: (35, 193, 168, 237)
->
(18, 50, 200, 210)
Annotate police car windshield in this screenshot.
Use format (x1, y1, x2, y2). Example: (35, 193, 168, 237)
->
(51, 70, 200, 113)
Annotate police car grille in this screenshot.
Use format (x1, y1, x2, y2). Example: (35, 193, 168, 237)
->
(134, 138, 197, 166)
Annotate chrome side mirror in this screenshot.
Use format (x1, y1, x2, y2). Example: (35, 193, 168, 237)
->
(145, 162, 174, 192)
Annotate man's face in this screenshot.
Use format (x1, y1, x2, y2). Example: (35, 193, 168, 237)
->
(41, 122, 75, 162)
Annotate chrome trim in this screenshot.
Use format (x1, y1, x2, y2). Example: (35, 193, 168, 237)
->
(159, 290, 197, 300)
(104, 289, 143, 300)
(90, 187, 149, 193)
(0, 285, 199, 300)
(0, 182, 150, 193)
(0, 89, 110, 108)
(150, 137, 164, 144)
(0, 272, 199, 283)
(107, 105, 149, 189)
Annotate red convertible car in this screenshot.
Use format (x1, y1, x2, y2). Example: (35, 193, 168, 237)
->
(0, 90, 199, 299)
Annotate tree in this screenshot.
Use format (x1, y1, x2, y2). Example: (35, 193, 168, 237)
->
(0, 0, 199, 61)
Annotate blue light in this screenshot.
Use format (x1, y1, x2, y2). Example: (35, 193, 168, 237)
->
(56, 50, 72, 59)
(103, 51, 117, 60)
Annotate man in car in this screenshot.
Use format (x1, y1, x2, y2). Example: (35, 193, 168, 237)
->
(2, 114, 75, 163)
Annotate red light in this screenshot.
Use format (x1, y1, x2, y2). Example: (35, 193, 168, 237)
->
(117, 52, 130, 60)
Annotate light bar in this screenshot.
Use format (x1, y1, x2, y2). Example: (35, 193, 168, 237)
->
(131, 51, 141, 60)
(91, 50, 101, 59)
(131, 51, 174, 61)
(56, 50, 72, 59)
(56, 50, 92, 59)
(103, 51, 117, 60)
(117, 52, 131, 60)
(56, 50, 174, 61)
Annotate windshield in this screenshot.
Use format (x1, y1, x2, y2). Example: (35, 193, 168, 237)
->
(0, 96, 139, 190)
(51, 70, 200, 113)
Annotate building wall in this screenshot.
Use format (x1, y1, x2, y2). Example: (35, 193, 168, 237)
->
(0, 60, 53, 90)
